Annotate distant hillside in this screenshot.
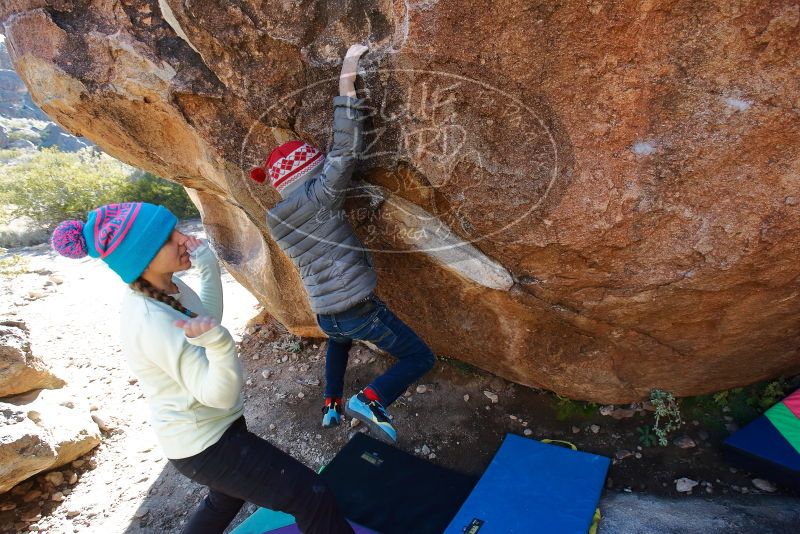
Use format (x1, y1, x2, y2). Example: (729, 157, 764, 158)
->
(0, 39, 91, 152)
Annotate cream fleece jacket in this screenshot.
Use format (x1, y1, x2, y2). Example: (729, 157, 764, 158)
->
(120, 241, 244, 459)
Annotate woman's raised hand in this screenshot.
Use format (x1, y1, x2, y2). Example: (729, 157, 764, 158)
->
(184, 235, 203, 255)
(174, 315, 219, 338)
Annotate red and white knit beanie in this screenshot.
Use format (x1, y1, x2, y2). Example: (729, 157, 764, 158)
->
(249, 140, 324, 194)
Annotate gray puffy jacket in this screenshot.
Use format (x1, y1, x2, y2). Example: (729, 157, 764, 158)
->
(266, 95, 377, 315)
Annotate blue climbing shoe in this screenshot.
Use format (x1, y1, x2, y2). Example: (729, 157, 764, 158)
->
(346, 391, 397, 443)
(322, 399, 342, 428)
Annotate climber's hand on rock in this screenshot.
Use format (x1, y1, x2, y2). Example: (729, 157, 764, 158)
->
(339, 43, 368, 97)
(344, 43, 369, 63)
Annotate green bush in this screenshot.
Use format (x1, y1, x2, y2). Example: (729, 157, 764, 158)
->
(126, 170, 199, 220)
(0, 254, 29, 277)
(649, 389, 683, 446)
(6, 129, 40, 144)
(0, 148, 198, 230)
(0, 149, 23, 164)
(637, 425, 658, 448)
(554, 395, 599, 421)
(682, 376, 795, 432)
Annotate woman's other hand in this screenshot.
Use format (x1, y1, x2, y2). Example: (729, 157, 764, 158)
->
(174, 315, 219, 338)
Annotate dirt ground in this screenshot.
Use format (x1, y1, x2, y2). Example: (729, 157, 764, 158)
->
(0, 220, 797, 533)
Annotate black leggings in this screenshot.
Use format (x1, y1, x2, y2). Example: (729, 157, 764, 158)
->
(169, 417, 353, 534)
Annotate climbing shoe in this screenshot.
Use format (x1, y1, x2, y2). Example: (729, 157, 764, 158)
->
(322, 398, 343, 428)
(346, 391, 397, 443)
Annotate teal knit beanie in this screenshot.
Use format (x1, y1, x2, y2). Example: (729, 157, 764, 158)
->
(51, 203, 178, 283)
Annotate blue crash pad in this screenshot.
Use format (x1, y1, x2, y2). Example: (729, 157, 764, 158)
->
(444, 434, 610, 534)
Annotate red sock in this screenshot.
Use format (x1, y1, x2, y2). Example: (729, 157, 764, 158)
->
(363, 387, 380, 403)
(325, 396, 341, 406)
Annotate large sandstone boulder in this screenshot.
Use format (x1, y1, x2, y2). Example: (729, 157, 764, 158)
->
(0, 388, 101, 494)
(1, 1, 798, 402)
(0, 321, 64, 397)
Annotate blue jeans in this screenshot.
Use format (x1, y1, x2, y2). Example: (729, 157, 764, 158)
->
(316, 295, 436, 406)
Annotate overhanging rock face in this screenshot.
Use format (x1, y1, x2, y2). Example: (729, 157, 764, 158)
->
(2, 1, 798, 402)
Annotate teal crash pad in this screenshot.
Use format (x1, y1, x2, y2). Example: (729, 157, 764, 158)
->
(231, 505, 377, 533)
(231, 508, 294, 534)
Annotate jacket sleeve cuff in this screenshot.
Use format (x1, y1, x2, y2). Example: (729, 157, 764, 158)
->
(333, 95, 367, 109)
(185, 324, 232, 352)
(190, 241, 217, 266)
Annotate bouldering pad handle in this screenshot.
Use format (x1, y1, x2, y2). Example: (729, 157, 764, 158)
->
(540, 439, 578, 451)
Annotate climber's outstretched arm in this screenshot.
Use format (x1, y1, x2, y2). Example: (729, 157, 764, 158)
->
(307, 44, 369, 206)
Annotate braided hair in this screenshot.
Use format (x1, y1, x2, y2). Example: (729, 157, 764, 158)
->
(130, 277, 198, 318)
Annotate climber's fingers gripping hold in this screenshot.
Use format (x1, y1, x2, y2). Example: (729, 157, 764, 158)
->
(345, 43, 369, 61)
(339, 43, 369, 89)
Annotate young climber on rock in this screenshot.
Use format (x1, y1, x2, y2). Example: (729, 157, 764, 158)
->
(249, 43, 436, 443)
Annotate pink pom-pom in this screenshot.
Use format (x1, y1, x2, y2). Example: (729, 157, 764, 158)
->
(249, 167, 267, 183)
(51, 220, 88, 259)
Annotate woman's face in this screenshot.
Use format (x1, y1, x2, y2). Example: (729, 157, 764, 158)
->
(145, 229, 192, 275)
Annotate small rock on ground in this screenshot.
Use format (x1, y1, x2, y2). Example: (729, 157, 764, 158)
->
(673, 435, 696, 449)
(91, 413, 113, 432)
(675, 477, 698, 493)
(23, 490, 42, 503)
(20, 509, 41, 522)
(615, 450, 633, 461)
(752, 478, 777, 492)
(44, 471, 65, 486)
